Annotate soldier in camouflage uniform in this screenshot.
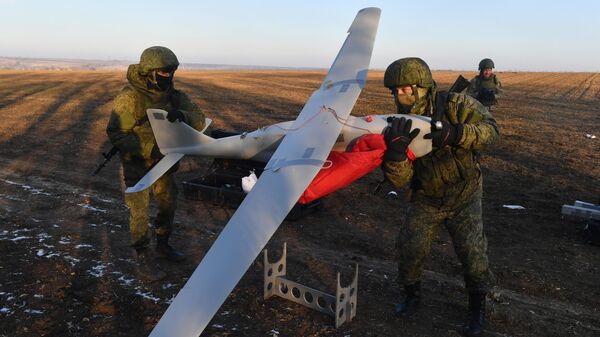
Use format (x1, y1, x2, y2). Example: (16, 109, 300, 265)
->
(466, 58, 504, 111)
(381, 58, 499, 336)
(107, 46, 206, 280)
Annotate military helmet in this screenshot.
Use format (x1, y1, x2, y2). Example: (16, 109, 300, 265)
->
(384, 57, 434, 89)
(478, 58, 495, 70)
(139, 46, 180, 75)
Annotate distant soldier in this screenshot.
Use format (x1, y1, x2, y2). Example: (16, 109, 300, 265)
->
(106, 46, 206, 280)
(381, 58, 499, 336)
(466, 58, 503, 110)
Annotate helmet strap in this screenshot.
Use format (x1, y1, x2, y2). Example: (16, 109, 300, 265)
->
(146, 70, 173, 92)
(146, 70, 157, 89)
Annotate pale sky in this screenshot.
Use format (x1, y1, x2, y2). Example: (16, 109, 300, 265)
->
(1, 0, 599, 71)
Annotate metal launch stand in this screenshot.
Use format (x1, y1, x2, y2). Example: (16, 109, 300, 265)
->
(263, 243, 358, 328)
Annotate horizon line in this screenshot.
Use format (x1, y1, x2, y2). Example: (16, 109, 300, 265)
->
(1, 55, 598, 73)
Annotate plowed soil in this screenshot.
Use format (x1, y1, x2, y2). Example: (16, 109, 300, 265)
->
(0, 69, 599, 337)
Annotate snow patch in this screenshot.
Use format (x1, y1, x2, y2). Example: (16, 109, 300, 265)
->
(117, 274, 135, 287)
(10, 236, 32, 242)
(63, 255, 80, 266)
(503, 205, 526, 210)
(21, 184, 52, 196)
(37, 233, 52, 242)
(77, 203, 107, 213)
(162, 283, 176, 290)
(89, 264, 107, 277)
(1, 179, 19, 185)
(135, 289, 160, 303)
(24, 308, 44, 314)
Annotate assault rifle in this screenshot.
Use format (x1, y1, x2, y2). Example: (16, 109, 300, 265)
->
(91, 146, 119, 176)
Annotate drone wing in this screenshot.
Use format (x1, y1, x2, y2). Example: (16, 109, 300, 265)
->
(150, 7, 381, 336)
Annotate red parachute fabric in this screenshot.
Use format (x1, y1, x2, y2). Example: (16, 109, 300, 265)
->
(298, 134, 387, 204)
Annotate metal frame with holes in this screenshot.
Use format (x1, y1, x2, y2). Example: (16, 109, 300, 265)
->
(263, 242, 358, 328)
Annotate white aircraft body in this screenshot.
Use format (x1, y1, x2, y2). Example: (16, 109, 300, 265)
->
(138, 7, 430, 337)
(128, 111, 433, 193)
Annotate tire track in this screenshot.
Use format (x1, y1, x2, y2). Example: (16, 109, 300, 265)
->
(562, 72, 599, 101)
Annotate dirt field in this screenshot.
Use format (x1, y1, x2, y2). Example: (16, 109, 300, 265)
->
(0, 69, 599, 337)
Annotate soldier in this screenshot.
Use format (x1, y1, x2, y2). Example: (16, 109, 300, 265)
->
(466, 58, 503, 110)
(107, 46, 206, 280)
(381, 58, 499, 336)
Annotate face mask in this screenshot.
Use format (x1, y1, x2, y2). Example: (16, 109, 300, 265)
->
(147, 71, 174, 91)
(155, 73, 173, 91)
(394, 91, 416, 114)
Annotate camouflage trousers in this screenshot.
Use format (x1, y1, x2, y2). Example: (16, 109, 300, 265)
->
(124, 172, 178, 249)
(396, 184, 494, 293)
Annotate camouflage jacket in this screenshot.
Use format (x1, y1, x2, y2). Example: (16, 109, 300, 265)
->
(383, 92, 499, 207)
(106, 64, 205, 167)
(466, 74, 504, 106)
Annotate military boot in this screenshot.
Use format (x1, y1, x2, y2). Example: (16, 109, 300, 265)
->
(463, 292, 486, 336)
(135, 248, 166, 281)
(156, 234, 186, 262)
(395, 281, 421, 317)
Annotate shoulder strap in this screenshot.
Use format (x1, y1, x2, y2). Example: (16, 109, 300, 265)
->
(433, 91, 449, 122)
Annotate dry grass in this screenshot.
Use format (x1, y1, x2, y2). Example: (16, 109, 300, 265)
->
(0, 69, 599, 337)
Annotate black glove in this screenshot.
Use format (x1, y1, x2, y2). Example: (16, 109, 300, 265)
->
(166, 109, 185, 123)
(384, 117, 420, 161)
(424, 120, 463, 148)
